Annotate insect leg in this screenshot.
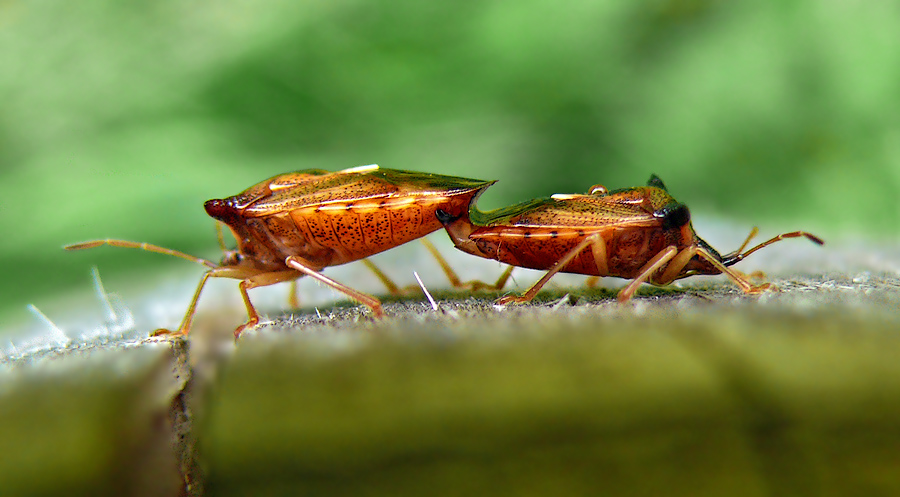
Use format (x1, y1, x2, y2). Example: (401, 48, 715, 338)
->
(581, 234, 610, 289)
(288, 257, 411, 307)
(360, 259, 405, 295)
(285, 256, 384, 318)
(288, 280, 300, 309)
(150, 272, 213, 338)
(616, 246, 679, 302)
(233, 270, 303, 339)
(290, 258, 412, 301)
(496, 233, 604, 305)
(651, 245, 701, 286)
(695, 247, 772, 294)
(745, 270, 767, 280)
(150, 266, 253, 338)
(421, 238, 513, 292)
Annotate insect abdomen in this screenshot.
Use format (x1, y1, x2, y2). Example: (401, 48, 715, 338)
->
(473, 226, 677, 278)
(472, 228, 605, 276)
(288, 196, 466, 266)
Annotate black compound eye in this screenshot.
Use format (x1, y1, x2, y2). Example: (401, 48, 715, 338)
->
(221, 250, 244, 267)
(655, 203, 690, 230)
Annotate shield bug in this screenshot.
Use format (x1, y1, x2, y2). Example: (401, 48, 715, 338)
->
(66, 165, 494, 338)
(435, 174, 823, 304)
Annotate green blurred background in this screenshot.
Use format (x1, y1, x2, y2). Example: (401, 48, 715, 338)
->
(1, 0, 898, 330)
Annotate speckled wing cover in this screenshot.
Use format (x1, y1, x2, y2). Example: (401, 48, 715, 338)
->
(472, 186, 677, 232)
(232, 166, 494, 216)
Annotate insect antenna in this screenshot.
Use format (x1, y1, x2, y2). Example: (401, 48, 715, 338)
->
(721, 231, 824, 267)
(64, 239, 218, 269)
(729, 227, 759, 256)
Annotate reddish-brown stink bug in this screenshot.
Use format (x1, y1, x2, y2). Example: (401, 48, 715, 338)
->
(66, 165, 494, 338)
(436, 174, 823, 304)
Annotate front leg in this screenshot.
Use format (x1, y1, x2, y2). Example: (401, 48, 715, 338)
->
(152, 265, 261, 338)
(234, 269, 304, 339)
(618, 243, 772, 304)
(693, 247, 772, 294)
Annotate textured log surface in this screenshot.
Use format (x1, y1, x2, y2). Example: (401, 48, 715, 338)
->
(2, 264, 898, 496)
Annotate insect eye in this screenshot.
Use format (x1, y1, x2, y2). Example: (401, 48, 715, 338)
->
(655, 203, 690, 230)
(221, 251, 243, 266)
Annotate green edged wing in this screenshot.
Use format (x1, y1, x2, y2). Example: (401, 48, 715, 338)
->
(229, 166, 493, 216)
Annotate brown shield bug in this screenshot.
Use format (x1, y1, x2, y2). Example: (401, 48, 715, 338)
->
(66, 165, 494, 338)
(436, 174, 823, 304)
